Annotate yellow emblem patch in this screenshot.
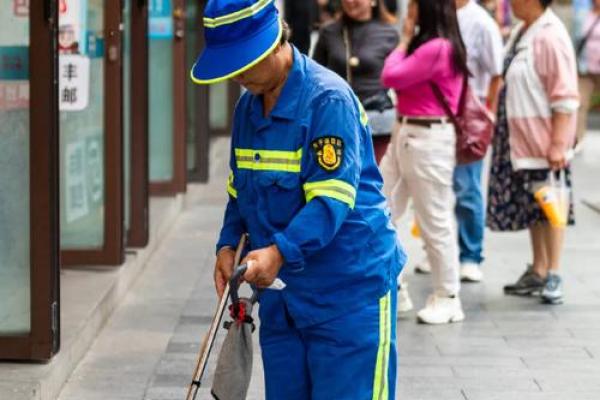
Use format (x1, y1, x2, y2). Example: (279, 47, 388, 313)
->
(311, 136, 344, 172)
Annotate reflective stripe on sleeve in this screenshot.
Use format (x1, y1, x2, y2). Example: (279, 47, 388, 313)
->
(235, 148, 302, 173)
(358, 101, 369, 127)
(227, 171, 237, 198)
(303, 179, 356, 208)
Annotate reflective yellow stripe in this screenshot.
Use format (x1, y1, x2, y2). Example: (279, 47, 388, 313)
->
(372, 292, 391, 400)
(303, 180, 356, 208)
(235, 148, 302, 173)
(227, 171, 237, 198)
(359, 101, 369, 127)
(203, 0, 272, 28)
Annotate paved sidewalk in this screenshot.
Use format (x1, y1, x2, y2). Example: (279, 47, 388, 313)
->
(59, 134, 600, 400)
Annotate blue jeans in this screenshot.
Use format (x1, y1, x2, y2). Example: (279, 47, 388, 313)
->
(453, 160, 484, 264)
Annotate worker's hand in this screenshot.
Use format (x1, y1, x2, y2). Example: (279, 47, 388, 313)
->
(548, 142, 567, 171)
(241, 245, 284, 288)
(214, 246, 236, 299)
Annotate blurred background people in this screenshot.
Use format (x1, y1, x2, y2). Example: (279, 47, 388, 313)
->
(380, 0, 468, 324)
(487, 0, 579, 305)
(413, 0, 503, 284)
(453, 0, 503, 282)
(284, 0, 315, 54)
(575, 0, 600, 150)
(313, 0, 399, 163)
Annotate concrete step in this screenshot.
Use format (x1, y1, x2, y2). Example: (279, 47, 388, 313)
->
(0, 194, 185, 400)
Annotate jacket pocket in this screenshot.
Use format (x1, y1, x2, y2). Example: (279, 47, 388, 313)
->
(255, 172, 304, 227)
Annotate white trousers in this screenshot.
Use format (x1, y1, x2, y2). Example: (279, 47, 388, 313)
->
(380, 120, 460, 297)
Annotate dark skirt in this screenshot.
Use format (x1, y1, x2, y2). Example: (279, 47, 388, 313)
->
(486, 89, 575, 231)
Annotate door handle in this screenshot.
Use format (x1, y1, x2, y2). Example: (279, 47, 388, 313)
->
(173, 6, 185, 40)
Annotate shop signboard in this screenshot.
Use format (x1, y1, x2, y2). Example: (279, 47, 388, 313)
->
(59, 55, 90, 111)
(149, 0, 174, 39)
(1, 4, 29, 111)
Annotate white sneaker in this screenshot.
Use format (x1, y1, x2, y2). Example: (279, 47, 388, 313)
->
(460, 262, 483, 283)
(397, 285, 414, 314)
(417, 294, 465, 325)
(414, 257, 431, 274)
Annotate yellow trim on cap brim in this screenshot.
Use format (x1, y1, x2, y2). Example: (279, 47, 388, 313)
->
(190, 17, 282, 85)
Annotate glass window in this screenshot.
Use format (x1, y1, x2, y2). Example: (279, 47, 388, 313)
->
(0, 3, 31, 335)
(209, 81, 229, 130)
(59, 0, 106, 249)
(149, 0, 175, 182)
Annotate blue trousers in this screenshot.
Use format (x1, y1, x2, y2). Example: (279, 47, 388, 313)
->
(259, 290, 397, 400)
(453, 160, 484, 264)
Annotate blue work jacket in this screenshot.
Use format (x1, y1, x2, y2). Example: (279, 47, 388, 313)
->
(217, 46, 406, 329)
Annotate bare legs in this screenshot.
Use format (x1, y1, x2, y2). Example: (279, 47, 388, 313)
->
(529, 222, 565, 277)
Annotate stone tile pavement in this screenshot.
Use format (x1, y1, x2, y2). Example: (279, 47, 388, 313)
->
(59, 133, 600, 400)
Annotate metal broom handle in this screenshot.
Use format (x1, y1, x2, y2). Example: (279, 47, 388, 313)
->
(186, 234, 248, 400)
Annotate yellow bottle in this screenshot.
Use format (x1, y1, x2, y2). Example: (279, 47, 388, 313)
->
(534, 186, 567, 228)
(411, 220, 421, 238)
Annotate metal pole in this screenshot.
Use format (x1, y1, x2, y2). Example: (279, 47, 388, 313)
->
(185, 234, 247, 400)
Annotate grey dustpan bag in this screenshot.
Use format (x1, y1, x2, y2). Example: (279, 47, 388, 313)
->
(211, 298, 255, 400)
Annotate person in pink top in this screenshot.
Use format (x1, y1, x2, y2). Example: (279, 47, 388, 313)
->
(575, 0, 600, 147)
(487, 0, 579, 305)
(379, 0, 468, 325)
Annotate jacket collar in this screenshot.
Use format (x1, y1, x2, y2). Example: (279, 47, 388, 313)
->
(249, 45, 305, 125)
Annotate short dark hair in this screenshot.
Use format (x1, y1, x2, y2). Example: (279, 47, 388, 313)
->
(540, 0, 553, 8)
(280, 20, 291, 45)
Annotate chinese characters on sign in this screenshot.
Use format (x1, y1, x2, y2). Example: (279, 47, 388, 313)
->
(0, 82, 28, 110)
(0, 46, 29, 110)
(59, 55, 90, 111)
(65, 141, 90, 223)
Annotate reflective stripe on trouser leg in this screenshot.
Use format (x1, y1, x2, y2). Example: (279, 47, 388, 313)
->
(372, 291, 391, 400)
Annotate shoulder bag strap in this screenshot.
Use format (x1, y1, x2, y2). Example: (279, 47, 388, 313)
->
(502, 28, 526, 79)
(577, 15, 600, 57)
(343, 26, 353, 85)
(429, 82, 460, 128)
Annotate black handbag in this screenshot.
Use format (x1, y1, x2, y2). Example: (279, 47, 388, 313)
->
(361, 91, 394, 113)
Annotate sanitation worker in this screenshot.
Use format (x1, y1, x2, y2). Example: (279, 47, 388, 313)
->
(191, 1, 406, 398)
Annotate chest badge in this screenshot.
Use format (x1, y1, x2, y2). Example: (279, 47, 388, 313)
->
(312, 136, 344, 172)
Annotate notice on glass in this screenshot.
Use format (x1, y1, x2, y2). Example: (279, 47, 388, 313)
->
(59, 54, 90, 111)
(149, 0, 174, 39)
(65, 140, 90, 223)
(13, 0, 29, 16)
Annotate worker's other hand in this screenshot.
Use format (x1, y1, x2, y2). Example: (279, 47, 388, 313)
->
(214, 246, 236, 299)
(241, 245, 284, 288)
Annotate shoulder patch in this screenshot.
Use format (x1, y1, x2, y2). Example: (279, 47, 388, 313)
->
(311, 136, 344, 172)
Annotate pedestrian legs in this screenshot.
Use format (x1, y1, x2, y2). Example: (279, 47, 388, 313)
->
(576, 74, 600, 145)
(453, 160, 485, 264)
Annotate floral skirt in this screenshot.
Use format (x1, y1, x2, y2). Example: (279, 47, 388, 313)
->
(486, 91, 575, 231)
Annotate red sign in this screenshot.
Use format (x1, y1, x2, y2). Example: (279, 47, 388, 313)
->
(13, 0, 29, 16)
(0, 82, 29, 110)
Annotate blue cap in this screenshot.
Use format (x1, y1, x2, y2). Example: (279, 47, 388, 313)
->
(190, 0, 282, 85)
